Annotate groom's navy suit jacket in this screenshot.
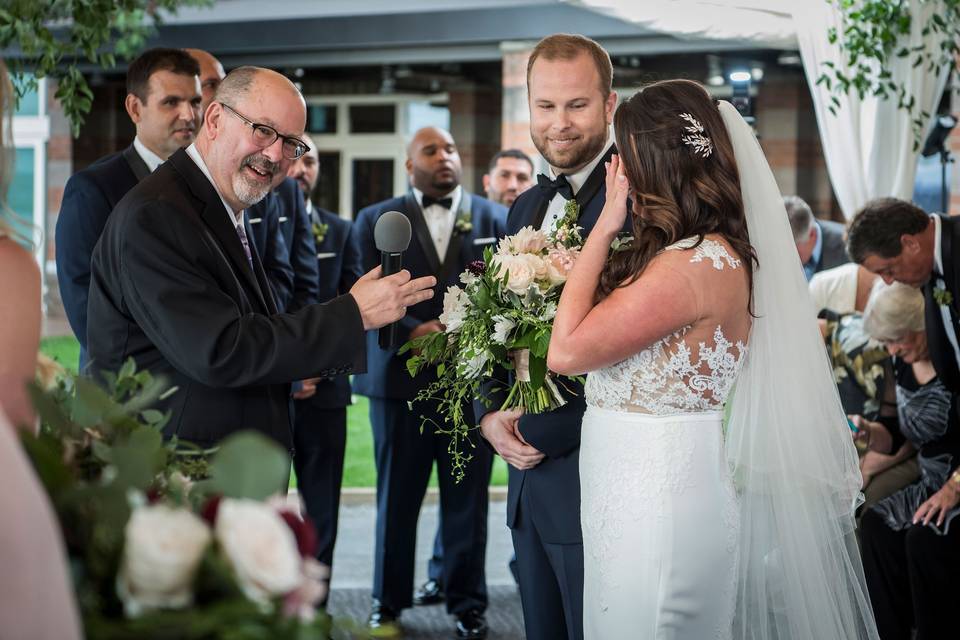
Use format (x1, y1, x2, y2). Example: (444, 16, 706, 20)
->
(475, 145, 620, 544)
(925, 214, 960, 394)
(351, 191, 507, 401)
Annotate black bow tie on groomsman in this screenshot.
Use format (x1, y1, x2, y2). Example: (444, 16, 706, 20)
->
(422, 195, 453, 209)
(537, 173, 574, 201)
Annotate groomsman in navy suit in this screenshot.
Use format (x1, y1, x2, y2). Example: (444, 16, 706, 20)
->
(56, 48, 202, 369)
(475, 34, 622, 640)
(288, 133, 363, 601)
(352, 127, 507, 639)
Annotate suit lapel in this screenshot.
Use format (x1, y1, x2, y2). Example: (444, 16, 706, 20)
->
(403, 192, 442, 275)
(439, 192, 470, 283)
(122, 145, 151, 182)
(169, 149, 271, 313)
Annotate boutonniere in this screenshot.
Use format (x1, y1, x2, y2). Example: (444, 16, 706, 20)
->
(311, 221, 329, 246)
(454, 210, 473, 235)
(934, 283, 953, 307)
(552, 200, 583, 247)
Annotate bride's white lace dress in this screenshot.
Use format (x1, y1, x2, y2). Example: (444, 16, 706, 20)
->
(580, 237, 748, 639)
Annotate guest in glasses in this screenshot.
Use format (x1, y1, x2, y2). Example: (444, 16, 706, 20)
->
(86, 66, 436, 450)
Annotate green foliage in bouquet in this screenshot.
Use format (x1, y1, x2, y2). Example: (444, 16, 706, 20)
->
(21, 359, 354, 639)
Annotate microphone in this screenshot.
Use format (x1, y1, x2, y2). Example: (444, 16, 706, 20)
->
(374, 211, 412, 349)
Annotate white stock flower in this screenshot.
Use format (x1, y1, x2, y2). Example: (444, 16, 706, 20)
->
(439, 286, 470, 332)
(117, 504, 212, 616)
(461, 350, 490, 378)
(491, 316, 516, 344)
(216, 499, 302, 604)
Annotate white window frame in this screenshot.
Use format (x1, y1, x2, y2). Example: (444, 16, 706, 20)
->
(11, 79, 50, 269)
(304, 93, 447, 219)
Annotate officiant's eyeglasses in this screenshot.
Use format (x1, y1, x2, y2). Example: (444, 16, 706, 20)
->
(219, 102, 310, 160)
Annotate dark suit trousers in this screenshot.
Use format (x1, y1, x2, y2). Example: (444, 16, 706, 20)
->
(861, 508, 960, 640)
(370, 397, 492, 615)
(293, 402, 347, 568)
(512, 485, 584, 640)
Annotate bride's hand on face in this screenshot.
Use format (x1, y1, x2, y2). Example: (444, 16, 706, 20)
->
(596, 154, 631, 237)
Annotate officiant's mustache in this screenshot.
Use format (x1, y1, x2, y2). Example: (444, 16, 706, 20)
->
(240, 154, 279, 181)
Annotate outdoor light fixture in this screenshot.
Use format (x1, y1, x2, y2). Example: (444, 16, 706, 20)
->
(729, 69, 754, 123)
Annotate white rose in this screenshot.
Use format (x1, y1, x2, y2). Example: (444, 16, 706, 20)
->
(491, 315, 516, 344)
(216, 499, 302, 604)
(438, 285, 470, 332)
(493, 254, 536, 295)
(117, 504, 212, 616)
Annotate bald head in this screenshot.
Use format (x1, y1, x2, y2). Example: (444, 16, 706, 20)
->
(195, 66, 308, 213)
(405, 126, 462, 197)
(184, 48, 225, 112)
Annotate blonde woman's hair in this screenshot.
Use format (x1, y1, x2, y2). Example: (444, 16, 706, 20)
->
(862, 280, 926, 342)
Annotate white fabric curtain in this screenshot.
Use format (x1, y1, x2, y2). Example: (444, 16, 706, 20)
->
(794, 0, 950, 219)
(569, 0, 951, 219)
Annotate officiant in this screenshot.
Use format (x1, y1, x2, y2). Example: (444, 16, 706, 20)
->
(86, 66, 435, 452)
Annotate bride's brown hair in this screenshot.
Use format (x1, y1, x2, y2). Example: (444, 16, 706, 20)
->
(598, 79, 756, 305)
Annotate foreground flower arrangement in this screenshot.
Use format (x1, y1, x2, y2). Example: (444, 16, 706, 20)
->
(402, 205, 629, 480)
(23, 361, 346, 639)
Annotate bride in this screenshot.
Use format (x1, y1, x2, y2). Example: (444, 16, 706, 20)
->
(548, 79, 879, 639)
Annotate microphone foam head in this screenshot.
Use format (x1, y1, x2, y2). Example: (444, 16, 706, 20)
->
(374, 210, 412, 253)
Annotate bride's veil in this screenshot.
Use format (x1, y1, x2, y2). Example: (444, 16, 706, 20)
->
(718, 100, 880, 640)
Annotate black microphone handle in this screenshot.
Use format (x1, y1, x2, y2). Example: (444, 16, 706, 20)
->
(378, 251, 404, 349)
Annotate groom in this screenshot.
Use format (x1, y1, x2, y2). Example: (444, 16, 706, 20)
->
(475, 33, 619, 640)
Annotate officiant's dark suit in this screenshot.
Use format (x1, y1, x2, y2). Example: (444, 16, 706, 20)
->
(86, 147, 366, 450)
(925, 214, 960, 393)
(351, 128, 507, 633)
(475, 144, 620, 640)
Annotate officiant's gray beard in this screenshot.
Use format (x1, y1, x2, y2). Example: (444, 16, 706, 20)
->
(233, 154, 280, 206)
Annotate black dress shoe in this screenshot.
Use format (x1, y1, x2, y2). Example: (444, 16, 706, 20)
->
(367, 600, 401, 635)
(455, 609, 488, 639)
(412, 579, 444, 606)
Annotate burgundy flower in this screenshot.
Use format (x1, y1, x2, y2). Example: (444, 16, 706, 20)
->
(278, 510, 319, 559)
(467, 260, 486, 277)
(200, 495, 222, 526)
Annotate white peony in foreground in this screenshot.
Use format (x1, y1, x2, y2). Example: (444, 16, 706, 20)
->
(215, 498, 302, 604)
(117, 503, 212, 616)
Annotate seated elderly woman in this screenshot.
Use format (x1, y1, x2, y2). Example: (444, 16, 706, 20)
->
(857, 281, 960, 640)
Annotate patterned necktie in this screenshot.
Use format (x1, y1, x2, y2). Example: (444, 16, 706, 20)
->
(236, 224, 253, 268)
(537, 173, 574, 201)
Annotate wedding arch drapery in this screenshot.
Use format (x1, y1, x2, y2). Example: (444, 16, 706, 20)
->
(567, 0, 951, 218)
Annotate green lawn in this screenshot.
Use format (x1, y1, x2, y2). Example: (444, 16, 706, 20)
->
(39, 335, 508, 487)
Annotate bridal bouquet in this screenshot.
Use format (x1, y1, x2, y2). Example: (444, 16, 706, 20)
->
(402, 204, 629, 480)
(23, 361, 342, 639)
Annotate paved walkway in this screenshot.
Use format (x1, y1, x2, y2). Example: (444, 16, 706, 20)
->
(327, 498, 526, 639)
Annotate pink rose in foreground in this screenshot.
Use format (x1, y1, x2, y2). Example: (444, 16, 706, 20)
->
(545, 245, 580, 286)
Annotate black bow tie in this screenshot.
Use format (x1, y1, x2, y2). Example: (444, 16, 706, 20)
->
(537, 173, 574, 201)
(422, 195, 453, 209)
